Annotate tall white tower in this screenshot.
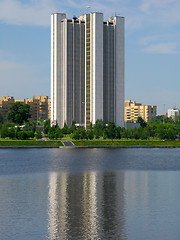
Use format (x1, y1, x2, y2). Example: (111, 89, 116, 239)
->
(51, 13, 124, 128)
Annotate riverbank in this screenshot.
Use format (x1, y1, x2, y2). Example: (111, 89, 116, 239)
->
(73, 140, 180, 146)
(70, 140, 180, 148)
(0, 140, 180, 148)
(0, 140, 63, 148)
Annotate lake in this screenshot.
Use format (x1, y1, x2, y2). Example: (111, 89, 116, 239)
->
(0, 148, 180, 240)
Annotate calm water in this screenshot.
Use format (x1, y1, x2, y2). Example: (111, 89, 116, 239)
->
(0, 148, 180, 240)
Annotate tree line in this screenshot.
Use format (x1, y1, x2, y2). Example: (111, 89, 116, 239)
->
(0, 102, 179, 140)
(45, 117, 180, 141)
(0, 102, 42, 140)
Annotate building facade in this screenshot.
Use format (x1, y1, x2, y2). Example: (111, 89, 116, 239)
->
(0, 96, 51, 122)
(0, 96, 14, 122)
(124, 100, 157, 122)
(168, 108, 179, 119)
(51, 12, 124, 128)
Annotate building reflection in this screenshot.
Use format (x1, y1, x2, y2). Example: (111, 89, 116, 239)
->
(47, 171, 127, 239)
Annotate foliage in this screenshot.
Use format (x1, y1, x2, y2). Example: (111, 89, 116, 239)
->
(0, 122, 15, 138)
(115, 126, 121, 139)
(0, 116, 179, 141)
(44, 119, 51, 134)
(48, 125, 63, 139)
(174, 116, 180, 124)
(23, 121, 36, 133)
(136, 117, 147, 128)
(94, 119, 105, 139)
(150, 115, 180, 124)
(0, 113, 3, 124)
(72, 127, 86, 140)
(70, 121, 77, 133)
(62, 122, 71, 134)
(86, 129, 94, 140)
(7, 102, 31, 125)
(17, 131, 34, 140)
(105, 121, 116, 140)
(35, 129, 42, 139)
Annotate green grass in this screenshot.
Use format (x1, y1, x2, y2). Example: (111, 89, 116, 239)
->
(0, 140, 63, 146)
(73, 140, 180, 146)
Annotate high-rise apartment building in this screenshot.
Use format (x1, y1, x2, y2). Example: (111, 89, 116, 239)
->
(124, 100, 157, 122)
(51, 12, 124, 128)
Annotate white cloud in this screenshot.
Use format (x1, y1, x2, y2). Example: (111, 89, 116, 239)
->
(139, 35, 164, 46)
(0, 0, 57, 26)
(139, 0, 180, 25)
(139, 34, 180, 54)
(0, 0, 135, 27)
(0, 0, 180, 28)
(140, 0, 176, 13)
(143, 42, 180, 54)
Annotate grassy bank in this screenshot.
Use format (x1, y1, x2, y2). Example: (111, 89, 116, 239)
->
(73, 140, 180, 146)
(0, 140, 63, 147)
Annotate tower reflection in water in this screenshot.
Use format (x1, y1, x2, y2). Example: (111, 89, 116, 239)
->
(47, 171, 126, 239)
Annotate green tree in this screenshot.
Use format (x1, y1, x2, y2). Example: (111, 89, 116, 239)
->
(155, 123, 165, 139)
(138, 126, 148, 140)
(54, 126, 63, 139)
(0, 122, 15, 138)
(174, 116, 180, 124)
(0, 124, 9, 138)
(62, 122, 71, 134)
(120, 127, 128, 139)
(115, 126, 121, 139)
(8, 127, 16, 139)
(86, 129, 94, 140)
(94, 119, 105, 138)
(35, 129, 42, 139)
(44, 119, 51, 134)
(15, 130, 33, 140)
(48, 125, 56, 139)
(105, 121, 116, 140)
(0, 113, 3, 124)
(23, 121, 36, 133)
(7, 102, 31, 125)
(136, 117, 147, 128)
(70, 121, 77, 133)
(72, 127, 86, 140)
(132, 127, 139, 140)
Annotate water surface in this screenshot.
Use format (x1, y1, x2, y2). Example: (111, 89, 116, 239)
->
(0, 148, 179, 240)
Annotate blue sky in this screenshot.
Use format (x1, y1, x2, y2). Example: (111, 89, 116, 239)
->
(0, 0, 180, 114)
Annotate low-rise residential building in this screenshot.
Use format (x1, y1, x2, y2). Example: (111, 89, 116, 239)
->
(124, 100, 157, 122)
(0, 96, 51, 122)
(168, 108, 179, 119)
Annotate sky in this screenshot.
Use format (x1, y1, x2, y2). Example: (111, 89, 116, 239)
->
(0, 0, 180, 114)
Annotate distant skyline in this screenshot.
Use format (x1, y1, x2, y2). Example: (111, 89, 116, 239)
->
(0, 0, 180, 114)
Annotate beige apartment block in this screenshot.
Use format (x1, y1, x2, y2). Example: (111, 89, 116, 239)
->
(48, 98, 51, 120)
(124, 100, 157, 122)
(0, 96, 14, 122)
(0, 96, 51, 122)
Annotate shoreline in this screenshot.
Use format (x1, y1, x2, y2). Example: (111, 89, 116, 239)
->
(0, 140, 179, 149)
(60, 145, 180, 148)
(0, 146, 60, 149)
